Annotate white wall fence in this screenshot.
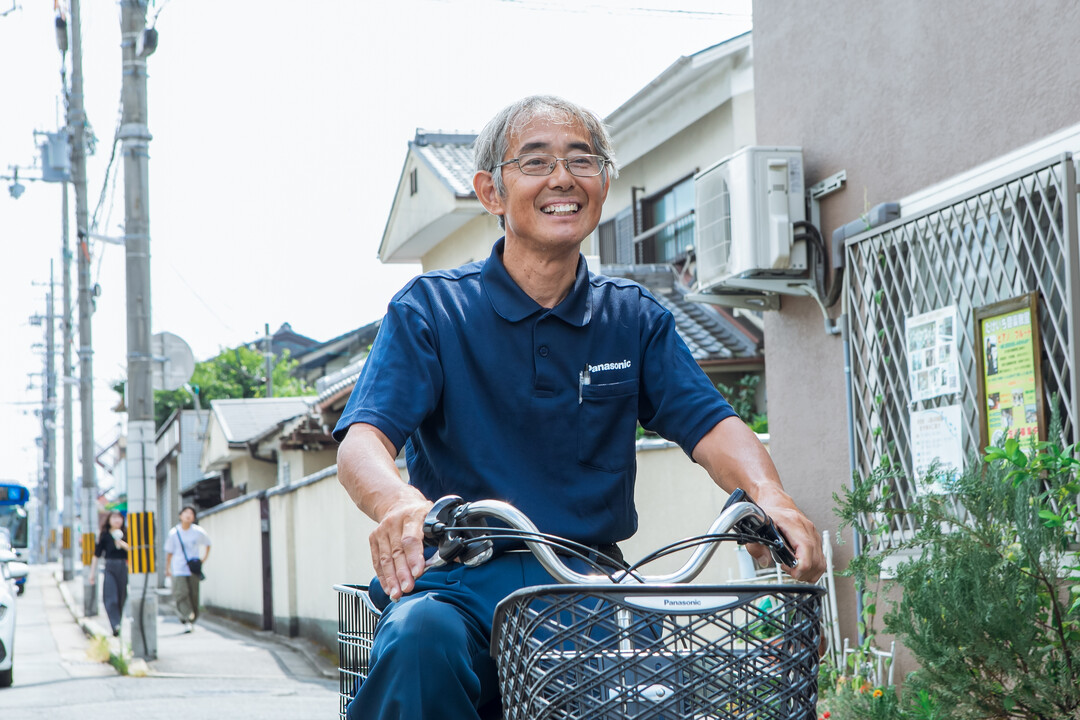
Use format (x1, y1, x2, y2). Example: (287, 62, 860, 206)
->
(196, 441, 744, 652)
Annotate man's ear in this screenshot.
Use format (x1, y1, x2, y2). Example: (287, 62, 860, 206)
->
(473, 171, 505, 220)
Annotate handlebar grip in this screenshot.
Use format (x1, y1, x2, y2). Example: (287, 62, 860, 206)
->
(722, 489, 799, 569)
(422, 496, 494, 567)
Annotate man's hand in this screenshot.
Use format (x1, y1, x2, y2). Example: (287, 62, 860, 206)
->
(369, 497, 433, 601)
(746, 492, 825, 583)
(339, 423, 435, 602)
(693, 417, 826, 584)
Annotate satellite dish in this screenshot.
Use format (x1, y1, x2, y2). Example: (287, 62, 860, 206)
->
(151, 332, 195, 391)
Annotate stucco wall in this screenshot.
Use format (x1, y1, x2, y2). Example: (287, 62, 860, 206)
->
(752, 0, 1080, 673)
(198, 497, 263, 621)
(421, 213, 502, 272)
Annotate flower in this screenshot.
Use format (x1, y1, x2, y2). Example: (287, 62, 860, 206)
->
(873, 688, 884, 698)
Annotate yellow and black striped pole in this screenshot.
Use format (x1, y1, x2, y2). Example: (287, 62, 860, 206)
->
(126, 511, 156, 574)
(80, 532, 95, 566)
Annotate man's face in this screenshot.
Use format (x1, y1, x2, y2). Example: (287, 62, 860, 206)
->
(491, 113, 609, 254)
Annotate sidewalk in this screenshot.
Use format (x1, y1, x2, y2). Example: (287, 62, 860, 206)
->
(55, 570, 337, 681)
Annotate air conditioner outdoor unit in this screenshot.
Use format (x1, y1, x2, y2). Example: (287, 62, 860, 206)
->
(692, 146, 811, 308)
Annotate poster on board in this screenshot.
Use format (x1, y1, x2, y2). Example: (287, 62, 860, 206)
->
(974, 293, 1045, 450)
(910, 405, 964, 494)
(905, 306, 960, 403)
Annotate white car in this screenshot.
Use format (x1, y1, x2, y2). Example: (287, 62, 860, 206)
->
(0, 545, 28, 688)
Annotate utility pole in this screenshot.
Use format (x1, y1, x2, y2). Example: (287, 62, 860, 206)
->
(61, 180, 75, 581)
(121, 0, 158, 659)
(45, 262, 58, 562)
(264, 323, 273, 398)
(69, 0, 98, 617)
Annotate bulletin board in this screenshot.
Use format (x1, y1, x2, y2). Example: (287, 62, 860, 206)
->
(974, 293, 1045, 451)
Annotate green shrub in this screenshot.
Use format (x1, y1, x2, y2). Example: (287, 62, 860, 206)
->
(833, 421, 1080, 720)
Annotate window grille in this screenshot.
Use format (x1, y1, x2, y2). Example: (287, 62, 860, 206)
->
(844, 155, 1079, 549)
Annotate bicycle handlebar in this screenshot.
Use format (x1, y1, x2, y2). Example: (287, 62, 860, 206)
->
(422, 489, 797, 585)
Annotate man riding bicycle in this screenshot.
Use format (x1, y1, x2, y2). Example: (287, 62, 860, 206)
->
(334, 95, 825, 720)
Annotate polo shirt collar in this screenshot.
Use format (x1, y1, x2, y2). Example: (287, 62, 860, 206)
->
(482, 238, 593, 327)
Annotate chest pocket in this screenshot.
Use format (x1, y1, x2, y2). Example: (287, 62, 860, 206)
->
(577, 379, 639, 473)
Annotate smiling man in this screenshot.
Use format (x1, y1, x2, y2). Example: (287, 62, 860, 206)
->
(334, 95, 824, 720)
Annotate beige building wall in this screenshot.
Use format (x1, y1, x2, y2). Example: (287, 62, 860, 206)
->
(231, 455, 277, 494)
(198, 497, 263, 621)
(752, 0, 1080, 670)
(603, 94, 756, 228)
(421, 213, 502, 272)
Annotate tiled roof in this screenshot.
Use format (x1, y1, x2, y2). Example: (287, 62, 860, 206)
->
(602, 264, 762, 362)
(210, 397, 316, 444)
(412, 131, 476, 197)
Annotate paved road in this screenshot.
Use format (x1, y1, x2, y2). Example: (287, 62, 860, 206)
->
(1, 565, 339, 720)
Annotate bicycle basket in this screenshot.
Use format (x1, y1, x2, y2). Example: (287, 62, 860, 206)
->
(491, 584, 823, 720)
(334, 584, 382, 720)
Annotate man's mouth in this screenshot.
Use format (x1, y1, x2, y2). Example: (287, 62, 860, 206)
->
(541, 203, 580, 216)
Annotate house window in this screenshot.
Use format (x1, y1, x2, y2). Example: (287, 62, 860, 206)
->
(598, 206, 634, 265)
(639, 176, 695, 264)
(409, 167, 419, 196)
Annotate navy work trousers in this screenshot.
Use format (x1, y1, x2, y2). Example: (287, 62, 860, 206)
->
(347, 552, 585, 720)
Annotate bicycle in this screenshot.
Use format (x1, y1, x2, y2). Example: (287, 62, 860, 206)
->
(335, 489, 823, 719)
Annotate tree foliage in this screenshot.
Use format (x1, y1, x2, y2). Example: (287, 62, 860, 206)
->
(152, 345, 312, 428)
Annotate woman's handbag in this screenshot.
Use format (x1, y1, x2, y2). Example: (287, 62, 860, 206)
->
(176, 529, 205, 580)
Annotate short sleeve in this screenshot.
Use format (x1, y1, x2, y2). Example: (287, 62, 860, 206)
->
(638, 307, 736, 454)
(333, 299, 445, 450)
(163, 529, 177, 555)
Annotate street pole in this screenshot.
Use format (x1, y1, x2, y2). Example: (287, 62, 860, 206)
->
(69, 0, 98, 617)
(121, 0, 157, 659)
(264, 323, 273, 398)
(61, 181, 75, 581)
(46, 261, 58, 562)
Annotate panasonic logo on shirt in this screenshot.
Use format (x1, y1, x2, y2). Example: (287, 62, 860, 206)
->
(588, 360, 632, 373)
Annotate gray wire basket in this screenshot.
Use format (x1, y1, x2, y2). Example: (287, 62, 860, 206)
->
(491, 584, 823, 720)
(334, 584, 382, 720)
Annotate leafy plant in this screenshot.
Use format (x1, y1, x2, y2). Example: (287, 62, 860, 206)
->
(716, 373, 768, 433)
(833, 411, 1080, 720)
(118, 345, 313, 428)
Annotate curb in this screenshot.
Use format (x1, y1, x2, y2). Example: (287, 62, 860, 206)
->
(52, 571, 122, 676)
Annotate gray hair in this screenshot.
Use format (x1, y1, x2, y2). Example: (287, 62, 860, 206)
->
(474, 95, 619, 228)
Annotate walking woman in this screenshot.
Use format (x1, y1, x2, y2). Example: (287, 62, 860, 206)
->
(164, 506, 211, 633)
(90, 511, 130, 636)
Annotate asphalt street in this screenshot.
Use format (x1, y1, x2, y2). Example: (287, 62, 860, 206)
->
(0, 565, 339, 719)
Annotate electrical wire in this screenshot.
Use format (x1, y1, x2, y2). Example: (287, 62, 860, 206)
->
(427, 526, 637, 583)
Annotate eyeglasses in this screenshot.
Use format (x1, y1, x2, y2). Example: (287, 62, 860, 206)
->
(495, 153, 609, 177)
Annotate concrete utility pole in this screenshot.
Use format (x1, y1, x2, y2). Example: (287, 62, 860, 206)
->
(121, 0, 158, 659)
(61, 181, 76, 581)
(68, 0, 98, 617)
(264, 323, 273, 398)
(45, 262, 58, 562)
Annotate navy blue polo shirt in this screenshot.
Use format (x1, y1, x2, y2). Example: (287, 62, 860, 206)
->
(334, 239, 736, 545)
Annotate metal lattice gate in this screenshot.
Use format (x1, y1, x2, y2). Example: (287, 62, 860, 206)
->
(844, 154, 1080, 548)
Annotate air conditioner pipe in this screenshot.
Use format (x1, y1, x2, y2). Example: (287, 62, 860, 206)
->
(794, 220, 844, 308)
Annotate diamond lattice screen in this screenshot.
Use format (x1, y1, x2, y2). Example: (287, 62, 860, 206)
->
(845, 156, 1079, 548)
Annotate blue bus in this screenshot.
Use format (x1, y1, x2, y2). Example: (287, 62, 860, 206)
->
(0, 483, 29, 595)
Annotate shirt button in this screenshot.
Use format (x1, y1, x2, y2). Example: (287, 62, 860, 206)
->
(538, 345, 549, 357)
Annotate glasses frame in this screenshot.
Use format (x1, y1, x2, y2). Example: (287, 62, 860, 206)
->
(494, 153, 610, 178)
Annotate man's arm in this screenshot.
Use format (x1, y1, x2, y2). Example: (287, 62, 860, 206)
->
(692, 416, 825, 583)
(164, 552, 173, 577)
(337, 422, 433, 601)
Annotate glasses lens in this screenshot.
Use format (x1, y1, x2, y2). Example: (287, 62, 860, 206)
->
(517, 154, 556, 175)
(567, 155, 604, 177)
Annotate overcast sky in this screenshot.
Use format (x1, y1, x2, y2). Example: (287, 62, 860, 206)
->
(0, 0, 752, 494)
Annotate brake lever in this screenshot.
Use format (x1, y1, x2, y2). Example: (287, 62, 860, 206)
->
(422, 495, 494, 568)
(723, 488, 799, 569)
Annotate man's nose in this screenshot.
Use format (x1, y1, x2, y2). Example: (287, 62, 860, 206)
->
(547, 159, 576, 188)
